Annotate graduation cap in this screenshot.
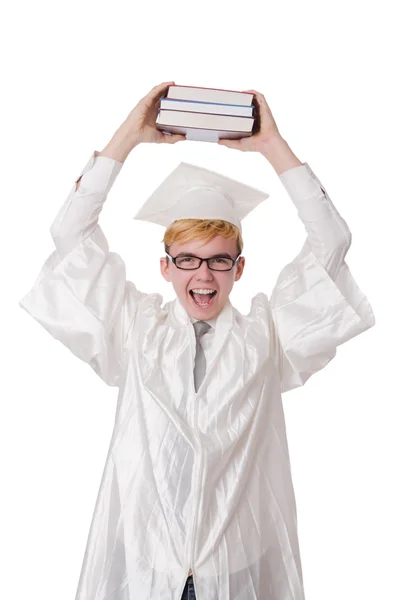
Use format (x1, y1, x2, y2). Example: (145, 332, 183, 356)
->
(133, 162, 269, 233)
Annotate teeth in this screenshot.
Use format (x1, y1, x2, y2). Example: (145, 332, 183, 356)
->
(191, 289, 215, 294)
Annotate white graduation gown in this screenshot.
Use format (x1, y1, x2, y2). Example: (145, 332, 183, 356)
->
(19, 152, 375, 600)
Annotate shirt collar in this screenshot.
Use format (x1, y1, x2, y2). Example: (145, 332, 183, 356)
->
(190, 315, 217, 328)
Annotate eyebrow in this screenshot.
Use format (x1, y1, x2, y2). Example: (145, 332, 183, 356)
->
(175, 252, 234, 259)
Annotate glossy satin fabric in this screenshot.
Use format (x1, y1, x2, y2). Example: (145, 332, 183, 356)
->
(19, 152, 375, 600)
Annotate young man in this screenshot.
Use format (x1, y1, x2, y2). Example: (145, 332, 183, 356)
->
(19, 82, 375, 600)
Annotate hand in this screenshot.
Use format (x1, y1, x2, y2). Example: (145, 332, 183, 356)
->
(123, 81, 187, 145)
(218, 89, 281, 152)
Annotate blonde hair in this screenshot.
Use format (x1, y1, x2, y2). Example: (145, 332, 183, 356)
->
(162, 219, 243, 256)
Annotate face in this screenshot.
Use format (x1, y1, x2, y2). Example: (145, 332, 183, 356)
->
(160, 236, 245, 320)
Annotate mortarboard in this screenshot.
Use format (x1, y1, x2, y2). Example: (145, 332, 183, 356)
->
(133, 162, 269, 233)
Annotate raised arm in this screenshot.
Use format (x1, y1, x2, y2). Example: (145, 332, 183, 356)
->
(262, 140, 375, 393)
(19, 82, 187, 387)
(217, 88, 375, 393)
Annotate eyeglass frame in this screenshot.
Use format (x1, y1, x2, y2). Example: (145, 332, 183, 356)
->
(165, 251, 242, 272)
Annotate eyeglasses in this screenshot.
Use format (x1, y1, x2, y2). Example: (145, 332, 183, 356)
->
(165, 251, 240, 271)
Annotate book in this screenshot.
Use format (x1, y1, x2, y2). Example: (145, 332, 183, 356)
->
(159, 97, 254, 117)
(166, 85, 253, 107)
(156, 109, 254, 142)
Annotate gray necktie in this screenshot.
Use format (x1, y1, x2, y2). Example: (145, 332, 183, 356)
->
(193, 321, 211, 392)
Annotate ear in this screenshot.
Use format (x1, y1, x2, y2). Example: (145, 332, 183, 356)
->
(234, 256, 245, 282)
(160, 257, 171, 282)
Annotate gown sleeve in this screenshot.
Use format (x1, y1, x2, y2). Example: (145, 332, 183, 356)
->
(267, 162, 376, 394)
(19, 151, 155, 387)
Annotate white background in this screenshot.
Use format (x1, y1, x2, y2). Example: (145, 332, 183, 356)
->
(3, 1, 396, 598)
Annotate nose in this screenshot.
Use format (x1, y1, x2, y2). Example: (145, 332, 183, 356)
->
(195, 260, 214, 279)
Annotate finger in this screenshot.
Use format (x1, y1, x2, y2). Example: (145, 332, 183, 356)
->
(243, 89, 267, 104)
(153, 80, 175, 90)
(242, 89, 258, 97)
(253, 92, 269, 106)
(142, 81, 175, 105)
(170, 135, 187, 143)
(150, 81, 175, 97)
(163, 134, 186, 143)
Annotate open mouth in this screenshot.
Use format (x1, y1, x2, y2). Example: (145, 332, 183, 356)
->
(189, 290, 217, 309)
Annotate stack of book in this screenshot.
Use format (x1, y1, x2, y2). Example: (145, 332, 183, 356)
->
(156, 85, 256, 143)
